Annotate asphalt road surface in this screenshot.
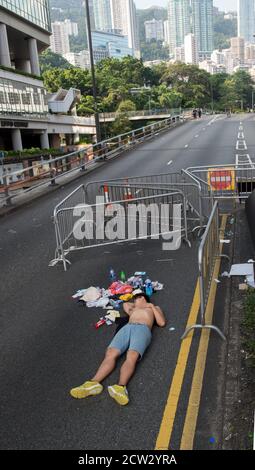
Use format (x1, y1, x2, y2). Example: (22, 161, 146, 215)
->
(0, 113, 252, 450)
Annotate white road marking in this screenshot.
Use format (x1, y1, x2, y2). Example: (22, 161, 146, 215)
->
(195, 134, 199, 138)
(167, 160, 173, 166)
(236, 154, 252, 165)
(238, 132, 244, 139)
(185, 144, 189, 148)
(236, 140, 247, 150)
(239, 126, 243, 131)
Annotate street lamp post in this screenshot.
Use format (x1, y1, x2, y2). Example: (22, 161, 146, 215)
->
(84, 0, 101, 143)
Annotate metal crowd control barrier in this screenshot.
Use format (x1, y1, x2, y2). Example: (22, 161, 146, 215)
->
(182, 202, 230, 341)
(185, 163, 255, 203)
(0, 114, 186, 207)
(49, 189, 189, 271)
(85, 170, 213, 229)
(98, 182, 204, 228)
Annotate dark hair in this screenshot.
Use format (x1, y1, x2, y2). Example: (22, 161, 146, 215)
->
(133, 293, 150, 303)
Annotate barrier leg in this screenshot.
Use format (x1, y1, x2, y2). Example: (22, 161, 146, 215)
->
(181, 324, 226, 341)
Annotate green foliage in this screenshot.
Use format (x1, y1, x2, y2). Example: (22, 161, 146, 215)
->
(117, 100, 136, 113)
(161, 63, 211, 108)
(40, 50, 71, 74)
(43, 67, 92, 95)
(140, 40, 169, 62)
(111, 114, 132, 136)
(243, 289, 255, 366)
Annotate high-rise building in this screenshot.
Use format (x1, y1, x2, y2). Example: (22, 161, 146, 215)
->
(231, 36, 245, 64)
(144, 19, 164, 42)
(174, 45, 185, 62)
(238, 0, 255, 43)
(50, 21, 70, 55)
(164, 20, 170, 46)
(93, 0, 112, 32)
(191, 0, 213, 58)
(64, 19, 79, 37)
(184, 33, 198, 64)
(168, 0, 191, 56)
(110, 0, 140, 58)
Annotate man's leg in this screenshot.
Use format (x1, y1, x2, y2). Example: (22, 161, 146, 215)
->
(118, 350, 140, 386)
(70, 348, 120, 399)
(107, 350, 140, 406)
(91, 347, 121, 383)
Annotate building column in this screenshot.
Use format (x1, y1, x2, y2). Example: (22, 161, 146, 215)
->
(40, 130, 50, 149)
(15, 59, 31, 74)
(0, 23, 11, 67)
(28, 38, 40, 76)
(11, 129, 23, 151)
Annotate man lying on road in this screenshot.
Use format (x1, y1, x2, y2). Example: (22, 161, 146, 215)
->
(70, 292, 166, 405)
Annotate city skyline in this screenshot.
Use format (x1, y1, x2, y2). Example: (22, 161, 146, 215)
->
(135, 0, 237, 11)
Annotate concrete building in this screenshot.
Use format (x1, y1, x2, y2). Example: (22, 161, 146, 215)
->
(92, 30, 133, 59)
(63, 19, 78, 37)
(0, 0, 95, 152)
(50, 21, 70, 55)
(245, 42, 255, 61)
(174, 45, 185, 63)
(191, 0, 214, 59)
(93, 0, 112, 32)
(184, 33, 198, 64)
(64, 48, 108, 70)
(144, 19, 164, 42)
(168, 0, 191, 56)
(231, 36, 245, 64)
(238, 0, 255, 44)
(164, 20, 170, 46)
(211, 49, 226, 66)
(199, 60, 226, 74)
(110, 0, 140, 58)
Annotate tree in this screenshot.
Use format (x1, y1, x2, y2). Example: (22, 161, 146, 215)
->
(117, 100, 136, 113)
(161, 64, 211, 108)
(43, 67, 93, 95)
(39, 49, 71, 74)
(111, 115, 132, 136)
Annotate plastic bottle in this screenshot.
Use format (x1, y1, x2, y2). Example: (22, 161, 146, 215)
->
(145, 279, 153, 298)
(95, 318, 106, 329)
(109, 268, 116, 281)
(120, 270, 126, 282)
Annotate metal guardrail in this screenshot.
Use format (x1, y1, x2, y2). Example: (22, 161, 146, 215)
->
(98, 182, 204, 228)
(99, 108, 183, 120)
(185, 163, 255, 201)
(182, 202, 230, 341)
(49, 189, 190, 271)
(0, 113, 186, 207)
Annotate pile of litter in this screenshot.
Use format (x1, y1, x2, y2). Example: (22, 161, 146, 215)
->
(72, 270, 164, 329)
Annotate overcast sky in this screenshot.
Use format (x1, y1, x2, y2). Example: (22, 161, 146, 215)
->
(135, 1, 237, 12)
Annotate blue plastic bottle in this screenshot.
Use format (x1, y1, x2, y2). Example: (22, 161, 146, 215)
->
(145, 279, 153, 297)
(109, 268, 116, 282)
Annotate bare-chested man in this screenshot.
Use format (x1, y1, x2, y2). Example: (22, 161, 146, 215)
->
(70, 293, 166, 405)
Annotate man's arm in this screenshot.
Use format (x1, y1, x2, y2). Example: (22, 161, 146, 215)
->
(149, 303, 166, 327)
(123, 302, 135, 316)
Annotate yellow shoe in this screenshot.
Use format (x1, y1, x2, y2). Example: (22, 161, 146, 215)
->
(70, 380, 103, 399)
(108, 385, 129, 406)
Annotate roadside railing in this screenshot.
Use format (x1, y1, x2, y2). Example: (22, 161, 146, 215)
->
(182, 202, 230, 341)
(0, 113, 186, 207)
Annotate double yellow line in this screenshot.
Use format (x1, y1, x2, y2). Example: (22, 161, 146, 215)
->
(155, 215, 228, 450)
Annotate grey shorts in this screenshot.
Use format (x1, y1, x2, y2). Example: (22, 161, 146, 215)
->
(108, 323, 152, 358)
